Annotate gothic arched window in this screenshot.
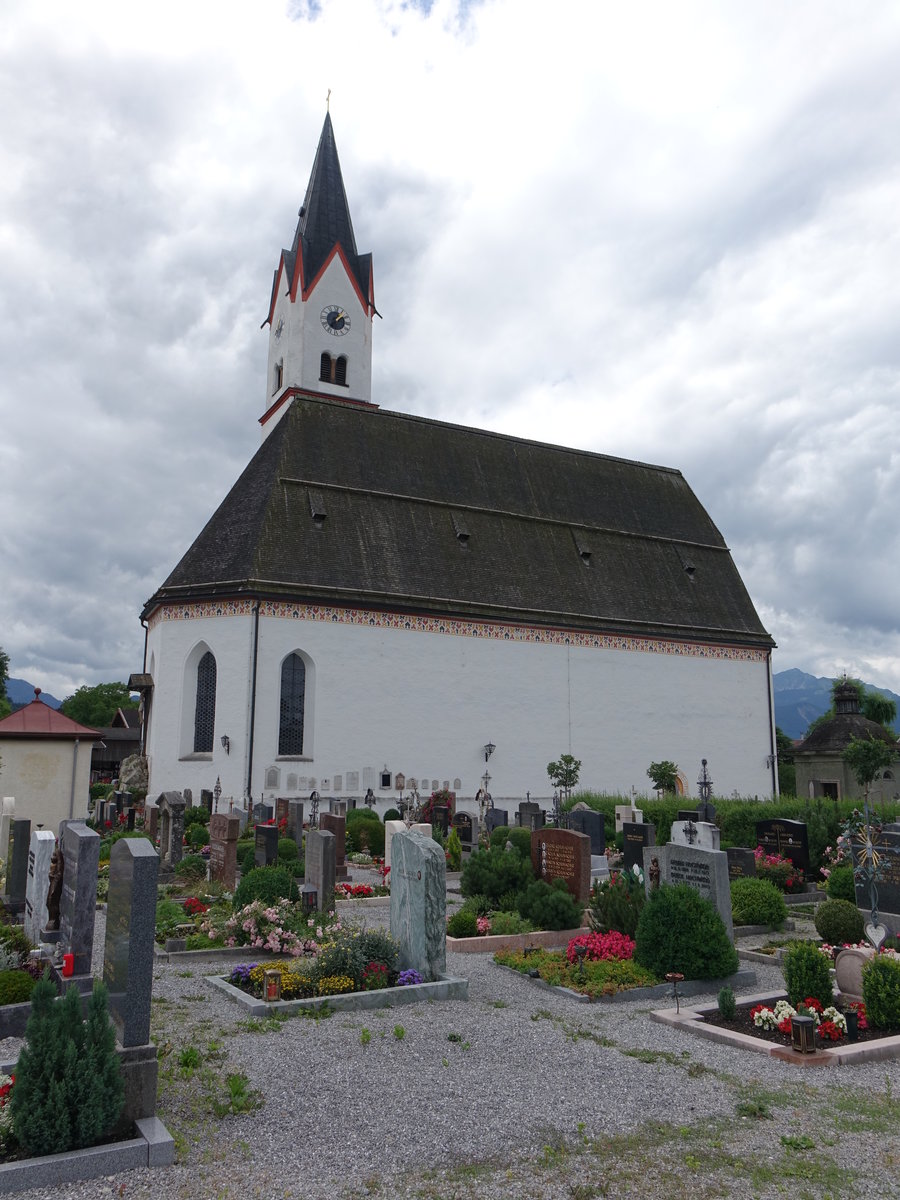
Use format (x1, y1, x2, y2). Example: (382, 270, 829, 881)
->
(193, 651, 216, 753)
(334, 356, 347, 386)
(279, 653, 306, 755)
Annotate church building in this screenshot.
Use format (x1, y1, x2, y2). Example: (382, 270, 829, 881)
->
(139, 113, 778, 810)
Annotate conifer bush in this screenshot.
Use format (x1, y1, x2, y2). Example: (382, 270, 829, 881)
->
(232, 865, 299, 911)
(0, 970, 36, 1006)
(782, 940, 833, 1008)
(517, 879, 583, 931)
(814, 899, 864, 946)
(589, 869, 646, 938)
(730, 878, 787, 928)
(825, 865, 857, 903)
(10, 979, 123, 1157)
(862, 955, 900, 1029)
(459, 847, 534, 906)
(634, 884, 738, 980)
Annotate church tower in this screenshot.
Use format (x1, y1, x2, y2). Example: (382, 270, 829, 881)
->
(260, 112, 375, 437)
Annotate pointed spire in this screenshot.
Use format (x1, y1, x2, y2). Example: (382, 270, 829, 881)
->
(289, 112, 370, 300)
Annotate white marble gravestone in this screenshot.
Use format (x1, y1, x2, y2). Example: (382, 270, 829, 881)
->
(24, 830, 56, 944)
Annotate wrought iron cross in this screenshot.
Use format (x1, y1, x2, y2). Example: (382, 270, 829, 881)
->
(682, 819, 698, 845)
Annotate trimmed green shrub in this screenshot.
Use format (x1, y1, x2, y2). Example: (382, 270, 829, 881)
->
(0, 970, 36, 1006)
(383, 808, 401, 823)
(717, 986, 736, 1019)
(277, 838, 299, 862)
(486, 910, 533, 935)
(232, 866, 299, 911)
(460, 847, 534, 906)
(634, 884, 738, 980)
(447, 909, 478, 938)
(814, 898, 864, 946)
(10, 980, 123, 1156)
(183, 807, 210, 829)
(187, 824, 210, 848)
(783, 940, 833, 1007)
(730, 878, 787, 928)
(589, 870, 646, 938)
(825, 865, 857, 902)
(488, 826, 533, 859)
(346, 809, 385, 856)
(517, 879, 583, 931)
(863, 955, 900, 1029)
(175, 854, 207, 881)
(239, 845, 257, 875)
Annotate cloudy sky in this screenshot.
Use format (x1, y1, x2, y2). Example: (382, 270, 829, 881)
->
(2, 0, 900, 702)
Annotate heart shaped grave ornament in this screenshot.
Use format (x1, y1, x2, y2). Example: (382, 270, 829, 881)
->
(865, 922, 888, 950)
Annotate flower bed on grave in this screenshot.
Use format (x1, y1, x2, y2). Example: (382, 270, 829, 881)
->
(494, 932, 661, 998)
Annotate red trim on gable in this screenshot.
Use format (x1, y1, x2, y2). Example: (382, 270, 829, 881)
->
(302, 244, 370, 314)
(264, 256, 288, 327)
(259, 386, 379, 428)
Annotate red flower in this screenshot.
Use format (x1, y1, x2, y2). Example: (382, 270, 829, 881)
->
(802, 996, 824, 1014)
(777, 1017, 793, 1035)
(818, 1020, 843, 1042)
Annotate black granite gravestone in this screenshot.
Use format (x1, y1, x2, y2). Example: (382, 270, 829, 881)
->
(755, 818, 809, 870)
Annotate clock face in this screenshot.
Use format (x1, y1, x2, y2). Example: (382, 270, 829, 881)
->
(320, 304, 351, 336)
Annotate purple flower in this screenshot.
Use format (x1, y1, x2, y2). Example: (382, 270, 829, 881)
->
(397, 969, 423, 987)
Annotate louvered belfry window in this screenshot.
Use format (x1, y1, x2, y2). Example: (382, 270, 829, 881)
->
(193, 651, 216, 752)
(279, 653, 306, 755)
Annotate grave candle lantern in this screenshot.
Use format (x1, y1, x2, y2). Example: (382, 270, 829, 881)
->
(264, 969, 282, 1003)
(790, 1014, 816, 1054)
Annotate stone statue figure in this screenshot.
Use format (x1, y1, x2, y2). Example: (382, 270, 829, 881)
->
(46, 846, 65, 930)
(649, 856, 661, 891)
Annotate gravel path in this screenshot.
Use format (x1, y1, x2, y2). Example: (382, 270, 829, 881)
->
(3, 905, 900, 1199)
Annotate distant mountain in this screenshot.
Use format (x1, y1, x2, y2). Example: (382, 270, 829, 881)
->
(6, 678, 62, 710)
(774, 669, 900, 740)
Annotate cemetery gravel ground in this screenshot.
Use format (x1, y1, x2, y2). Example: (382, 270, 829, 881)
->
(1, 908, 900, 1198)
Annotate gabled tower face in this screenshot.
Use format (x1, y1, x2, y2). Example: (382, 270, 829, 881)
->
(261, 114, 375, 437)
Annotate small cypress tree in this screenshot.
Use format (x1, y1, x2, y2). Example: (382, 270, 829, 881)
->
(75, 982, 124, 1148)
(9, 976, 65, 1157)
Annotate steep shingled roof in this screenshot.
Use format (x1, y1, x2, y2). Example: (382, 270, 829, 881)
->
(144, 395, 774, 648)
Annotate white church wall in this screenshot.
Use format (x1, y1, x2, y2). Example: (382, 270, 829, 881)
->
(145, 605, 775, 804)
(301, 255, 372, 402)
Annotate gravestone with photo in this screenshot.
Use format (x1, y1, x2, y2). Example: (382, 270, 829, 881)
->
(531, 827, 592, 903)
(726, 847, 757, 881)
(103, 837, 160, 1046)
(24, 830, 56, 945)
(209, 813, 241, 889)
(320, 812, 348, 880)
(567, 808, 605, 854)
(623, 820, 655, 872)
(305, 828, 336, 911)
(643, 842, 734, 941)
(755, 818, 809, 871)
(390, 828, 446, 981)
(255, 824, 279, 868)
(59, 821, 101, 976)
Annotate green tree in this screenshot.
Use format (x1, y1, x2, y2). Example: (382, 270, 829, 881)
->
(775, 727, 796, 795)
(60, 681, 138, 728)
(0, 646, 10, 720)
(546, 753, 581, 802)
(843, 734, 895, 804)
(862, 692, 898, 730)
(646, 760, 679, 795)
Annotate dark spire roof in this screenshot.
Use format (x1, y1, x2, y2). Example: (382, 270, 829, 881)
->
(282, 113, 371, 301)
(144, 395, 775, 649)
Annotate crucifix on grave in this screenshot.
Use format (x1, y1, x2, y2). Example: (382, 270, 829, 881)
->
(681, 818, 698, 845)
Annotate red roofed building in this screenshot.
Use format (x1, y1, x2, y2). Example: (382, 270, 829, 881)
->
(0, 690, 99, 832)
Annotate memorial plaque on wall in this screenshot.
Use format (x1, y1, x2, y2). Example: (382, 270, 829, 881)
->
(755, 819, 809, 870)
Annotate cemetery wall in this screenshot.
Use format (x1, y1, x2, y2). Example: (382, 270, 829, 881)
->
(146, 607, 775, 803)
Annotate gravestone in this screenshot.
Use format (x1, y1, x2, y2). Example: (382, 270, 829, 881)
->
(145, 803, 159, 843)
(643, 842, 734, 941)
(855, 830, 900, 920)
(252, 801, 273, 825)
(234, 807, 249, 836)
(157, 791, 186, 871)
(4, 818, 31, 914)
(615, 804, 641, 835)
(485, 808, 509, 835)
(305, 829, 336, 911)
(24, 830, 56, 944)
(254, 824, 279, 868)
(384, 819, 407, 870)
(0, 799, 14, 883)
(275, 797, 290, 826)
(517, 801, 542, 829)
(755, 818, 809, 871)
(531, 827, 591, 904)
(201, 789, 213, 814)
(58, 822, 101, 975)
(183, 788, 193, 808)
(95, 799, 107, 831)
(320, 813, 348, 880)
(671, 819, 720, 851)
(452, 812, 474, 850)
(209, 813, 241, 889)
(623, 820, 655, 872)
(288, 800, 304, 847)
(126, 807, 136, 831)
(103, 837, 160, 1046)
(726, 847, 757, 882)
(591, 854, 610, 884)
(389, 829, 446, 982)
(567, 808, 605, 854)
(431, 805, 450, 837)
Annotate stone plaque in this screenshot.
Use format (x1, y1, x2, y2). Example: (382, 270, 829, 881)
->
(254, 824, 279, 868)
(320, 813, 348, 879)
(755, 819, 809, 870)
(104, 837, 159, 1046)
(24, 830, 56, 944)
(644, 842, 734, 941)
(567, 808, 605, 854)
(623, 821, 655, 871)
(58, 822, 101, 975)
(531, 827, 591, 903)
(305, 828, 336, 911)
(726, 847, 757, 881)
(389, 829, 446, 982)
(209, 813, 240, 889)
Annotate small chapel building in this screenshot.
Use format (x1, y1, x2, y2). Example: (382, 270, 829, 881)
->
(139, 113, 778, 810)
